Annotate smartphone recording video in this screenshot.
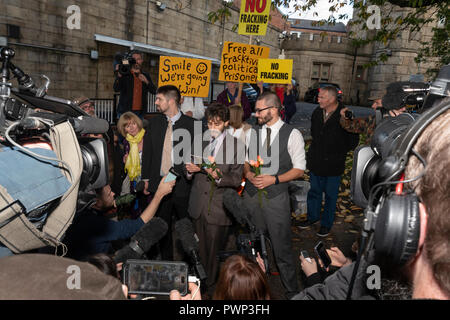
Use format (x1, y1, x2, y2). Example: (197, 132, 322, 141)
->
(123, 260, 188, 295)
(314, 241, 332, 269)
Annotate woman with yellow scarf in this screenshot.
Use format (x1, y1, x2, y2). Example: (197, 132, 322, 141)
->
(118, 112, 149, 218)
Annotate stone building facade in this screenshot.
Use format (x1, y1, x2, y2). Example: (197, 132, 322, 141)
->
(0, 0, 441, 107)
(0, 0, 288, 101)
(281, 2, 440, 106)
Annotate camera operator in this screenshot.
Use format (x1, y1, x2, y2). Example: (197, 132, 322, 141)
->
(63, 176, 175, 260)
(292, 103, 450, 300)
(339, 92, 406, 142)
(113, 50, 157, 119)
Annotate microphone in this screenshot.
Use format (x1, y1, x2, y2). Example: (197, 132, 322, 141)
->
(113, 217, 168, 264)
(70, 116, 110, 135)
(223, 189, 269, 273)
(223, 189, 255, 230)
(382, 81, 429, 110)
(19, 117, 47, 130)
(174, 218, 208, 281)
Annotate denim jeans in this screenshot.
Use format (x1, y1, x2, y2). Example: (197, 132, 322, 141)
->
(307, 172, 341, 229)
(0, 147, 71, 212)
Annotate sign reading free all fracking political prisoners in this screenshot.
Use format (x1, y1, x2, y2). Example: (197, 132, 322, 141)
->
(257, 59, 293, 84)
(219, 41, 270, 84)
(238, 0, 271, 36)
(158, 56, 211, 97)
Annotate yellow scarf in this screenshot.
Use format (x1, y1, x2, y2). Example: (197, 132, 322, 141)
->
(124, 128, 145, 182)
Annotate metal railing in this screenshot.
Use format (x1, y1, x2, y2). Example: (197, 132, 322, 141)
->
(92, 93, 157, 124)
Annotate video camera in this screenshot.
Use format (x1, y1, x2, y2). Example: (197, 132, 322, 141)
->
(0, 47, 110, 254)
(351, 64, 450, 208)
(345, 64, 450, 299)
(114, 51, 137, 76)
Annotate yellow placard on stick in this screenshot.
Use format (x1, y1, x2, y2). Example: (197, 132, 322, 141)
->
(219, 41, 270, 84)
(257, 59, 293, 84)
(158, 56, 211, 97)
(238, 0, 271, 36)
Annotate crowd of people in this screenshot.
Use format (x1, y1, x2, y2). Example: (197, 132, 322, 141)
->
(0, 50, 448, 302)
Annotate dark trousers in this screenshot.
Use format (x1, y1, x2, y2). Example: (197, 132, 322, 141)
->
(243, 190, 299, 295)
(155, 194, 189, 260)
(194, 215, 229, 288)
(307, 172, 341, 229)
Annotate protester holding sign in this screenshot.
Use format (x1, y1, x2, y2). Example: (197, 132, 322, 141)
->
(216, 82, 252, 121)
(158, 56, 211, 98)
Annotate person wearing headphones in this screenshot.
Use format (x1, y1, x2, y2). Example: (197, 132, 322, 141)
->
(292, 102, 450, 300)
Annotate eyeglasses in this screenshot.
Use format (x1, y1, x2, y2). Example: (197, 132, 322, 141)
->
(254, 106, 275, 114)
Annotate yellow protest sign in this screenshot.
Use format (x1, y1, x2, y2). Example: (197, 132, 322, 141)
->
(238, 0, 271, 36)
(257, 59, 293, 84)
(158, 56, 211, 97)
(219, 41, 270, 84)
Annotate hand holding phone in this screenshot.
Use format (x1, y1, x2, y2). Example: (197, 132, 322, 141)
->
(300, 250, 312, 263)
(164, 167, 180, 183)
(314, 241, 332, 269)
(123, 260, 188, 296)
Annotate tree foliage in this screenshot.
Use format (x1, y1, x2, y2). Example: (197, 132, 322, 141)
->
(209, 0, 449, 74)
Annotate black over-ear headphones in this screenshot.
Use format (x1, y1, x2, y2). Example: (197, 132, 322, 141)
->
(372, 98, 450, 266)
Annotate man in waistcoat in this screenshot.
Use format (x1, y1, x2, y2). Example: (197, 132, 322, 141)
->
(243, 91, 306, 299)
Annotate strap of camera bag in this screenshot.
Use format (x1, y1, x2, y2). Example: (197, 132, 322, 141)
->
(0, 121, 82, 253)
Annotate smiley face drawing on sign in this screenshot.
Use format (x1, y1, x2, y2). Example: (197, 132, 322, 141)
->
(196, 62, 208, 75)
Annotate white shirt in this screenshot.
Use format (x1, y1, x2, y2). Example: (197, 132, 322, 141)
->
(180, 97, 205, 120)
(247, 118, 306, 171)
(226, 126, 251, 149)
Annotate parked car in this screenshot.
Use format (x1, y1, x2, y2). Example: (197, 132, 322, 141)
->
(304, 82, 343, 103)
(243, 83, 258, 111)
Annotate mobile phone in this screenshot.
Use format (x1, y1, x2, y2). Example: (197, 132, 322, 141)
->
(300, 250, 312, 263)
(122, 260, 188, 296)
(164, 167, 179, 182)
(314, 241, 332, 269)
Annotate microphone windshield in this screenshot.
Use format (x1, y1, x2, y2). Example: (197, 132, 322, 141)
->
(113, 217, 168, 263)
(174, 218, 198, 253)
(222, 189, 250, 226)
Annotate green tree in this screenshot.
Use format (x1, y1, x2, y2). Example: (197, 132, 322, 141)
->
(210, 0, 449, 74)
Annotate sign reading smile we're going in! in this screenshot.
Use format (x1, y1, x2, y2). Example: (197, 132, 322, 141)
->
(158, 56, 212, 97)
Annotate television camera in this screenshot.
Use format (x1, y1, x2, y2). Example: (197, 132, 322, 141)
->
(346, 64, 450, 299)
(0, 47, 110, 254)
(113, 51, 137, 76)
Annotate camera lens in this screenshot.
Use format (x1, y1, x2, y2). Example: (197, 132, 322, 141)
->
(345, 110, 353, 120)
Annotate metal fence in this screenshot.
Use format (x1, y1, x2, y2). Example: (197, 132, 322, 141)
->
(92, 93, 157, 124)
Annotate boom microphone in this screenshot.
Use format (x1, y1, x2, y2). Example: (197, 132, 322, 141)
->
(113, 217, 168, 264)
(174, 218, 207, 281)
(70, 116, 110, 135)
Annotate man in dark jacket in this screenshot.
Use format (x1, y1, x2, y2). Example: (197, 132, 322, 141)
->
(141, 85, 196, 260)
(298, 86, 358, 237)
(113, 50, 157, 119)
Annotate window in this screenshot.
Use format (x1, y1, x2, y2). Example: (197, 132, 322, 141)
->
(355, 65, 364, 81)
(311, 63, 331, 82)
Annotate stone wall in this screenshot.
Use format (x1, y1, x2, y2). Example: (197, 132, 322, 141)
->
(282, 33, 372, 105)
(0, 0, 287, 100)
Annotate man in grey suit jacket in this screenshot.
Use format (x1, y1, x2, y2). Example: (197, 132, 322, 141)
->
(186, 103, 244, 289)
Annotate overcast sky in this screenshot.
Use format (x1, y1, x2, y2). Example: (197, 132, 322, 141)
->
(277, 0, 354, 24)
